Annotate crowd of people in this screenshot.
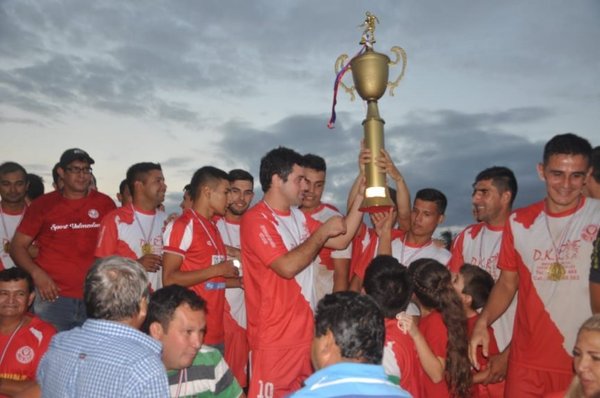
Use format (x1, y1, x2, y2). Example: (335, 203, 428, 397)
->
(0, 132, 598, 398)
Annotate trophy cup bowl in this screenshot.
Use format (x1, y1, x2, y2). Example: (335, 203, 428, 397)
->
(351, 51, 390, 101)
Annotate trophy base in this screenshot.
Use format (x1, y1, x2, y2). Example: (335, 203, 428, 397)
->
(359, 195, 395, 213)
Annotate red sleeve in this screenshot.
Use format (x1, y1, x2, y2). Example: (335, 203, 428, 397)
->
(242, 211, 292, 269)
(497, 218, 517, 272)
(352, 236, 378, 280)
(305, 213, 322, 234)
(448, 229, 466, 273)
(163, 217, 192, 256)
(94, 212, 119, 257)
(16, 201, 44, 239)
(420, 314, 448, 359)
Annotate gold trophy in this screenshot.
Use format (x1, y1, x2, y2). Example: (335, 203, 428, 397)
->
(333, 12, 407, 212)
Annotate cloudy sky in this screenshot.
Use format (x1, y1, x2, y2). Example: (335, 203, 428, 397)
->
(1, 1, 599, 231)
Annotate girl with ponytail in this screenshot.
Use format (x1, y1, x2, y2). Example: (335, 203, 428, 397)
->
(397, 258, 472, 398)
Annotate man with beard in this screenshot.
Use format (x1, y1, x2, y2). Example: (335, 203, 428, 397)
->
(449, 166, 518, 384)
(162, 166, 240, 351)
(95, 163, 168, 291)
(0, 162, 29, 270)
(11, 149, 116, 331)
(215, 169, 254, 389)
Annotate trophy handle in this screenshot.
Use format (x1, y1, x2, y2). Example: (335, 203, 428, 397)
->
(335, 54, 356, 101)
(387, 46, 407, 97)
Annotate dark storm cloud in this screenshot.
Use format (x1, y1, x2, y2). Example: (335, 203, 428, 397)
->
(217, 106, 552, 227)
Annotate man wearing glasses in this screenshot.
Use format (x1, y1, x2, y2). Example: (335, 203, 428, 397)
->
(10, 148, 116, 331)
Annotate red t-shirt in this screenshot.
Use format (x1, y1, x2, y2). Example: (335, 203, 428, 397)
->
(466, 315, 505, 398)
(418, 311, 450, 398)
(163, 209, 227, 345)
(240, 201, 320, 350)
(17, 190, 116, 298)
(383, 318, 423, 398)
(0, 315, 55, 390)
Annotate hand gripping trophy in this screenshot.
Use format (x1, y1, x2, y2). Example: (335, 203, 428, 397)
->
(329, 11, 407, 212)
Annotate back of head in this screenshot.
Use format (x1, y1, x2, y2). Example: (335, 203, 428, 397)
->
(228, 169, 254, 184)
(363, 255, 412, 318)
(415, 188, 447, 214)
(189, 166, 229, 200)
(409, 258, 471, 397)
(315, 291, 384, 364)
(543, 133, 592, 166)
(84, 256, 149, 321)
(459, 264, 494, 311)
(126, 162, 162, 199)
(119, 179, 128, 196)
(26, 173, 45, 201)
(142, 285, 206, 333)
(474, 166, 518, 206)
(259, 146, 303, 193)
(0, 267, 34, 293)
(302, 153, 326, 172)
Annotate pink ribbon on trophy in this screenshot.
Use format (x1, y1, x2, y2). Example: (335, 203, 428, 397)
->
(327, 45, 367, 129)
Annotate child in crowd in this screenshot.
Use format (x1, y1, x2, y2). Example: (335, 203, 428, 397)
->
(397, 258, 472, 398)
(363, 255, 422, 398)
(453, 264, 505, 398)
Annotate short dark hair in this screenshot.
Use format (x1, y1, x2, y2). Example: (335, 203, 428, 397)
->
(591, 146, 600, 184)
(363, 255, 412, 318)
(459, 264, 494, 311)
(543, 133, 592, 166)
(415, 188, 447, 214)
(228, 169, 254, 184)
(141, 285, 206, 333)
(183, 184, 191, 194)
(189, 166, 230, 200)
(26, 173, 44, 201)
(259, 147, 303, 193)
(84, 256, 149, 321)
(126, 162, 162, 199)
(0, 162, 27, 179)
(118, 179, 128, 196)
(0, 267, 34, 293)
(52, 163, 61, 185)
(474, 166, 518, 206)
(302, 154, 326, 172)
(315, 291, 385, 364)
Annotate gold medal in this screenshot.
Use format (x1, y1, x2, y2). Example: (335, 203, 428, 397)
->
(141, 243, 153, 255)
(548, 262, 566, 281)
(3, 241, 9, 253)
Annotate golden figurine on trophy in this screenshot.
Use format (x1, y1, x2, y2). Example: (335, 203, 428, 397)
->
(328, 11, 407, 212)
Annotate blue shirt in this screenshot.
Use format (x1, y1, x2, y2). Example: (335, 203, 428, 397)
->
(290, 362, 412, 398)
(37, 319, 169, 398)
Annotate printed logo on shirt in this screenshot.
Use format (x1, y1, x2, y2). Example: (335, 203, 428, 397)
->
(50, 222, 101, 231)
(16, 346, 34, 364)
(582, 224, 599, 242)
(88, 209, 100, 219)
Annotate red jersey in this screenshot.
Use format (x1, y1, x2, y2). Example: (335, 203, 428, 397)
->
(499, 197, 600, 375)
(418, 311, 450, 398)
(449, 222, 515, 351)
(383, 318, 423, 398)
(353, 229, 451, 281)
(95, 205, 167, 291)
(163, 209, 227, 345)
(0, 315, 55, 388)
(240, 201, 320, 350)
(17, 190, 116, 298)
(0, 206, 26, 270)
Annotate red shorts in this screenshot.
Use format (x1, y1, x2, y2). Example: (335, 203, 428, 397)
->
(505, 361, 573, 397)
(223, 312, 249, 388)
(248, 344, 312, 398)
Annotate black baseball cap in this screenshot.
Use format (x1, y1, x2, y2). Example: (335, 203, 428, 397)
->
(59, 148, 95, 168)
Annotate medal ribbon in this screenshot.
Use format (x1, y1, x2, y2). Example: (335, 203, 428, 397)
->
(131, 205, 156, 252)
